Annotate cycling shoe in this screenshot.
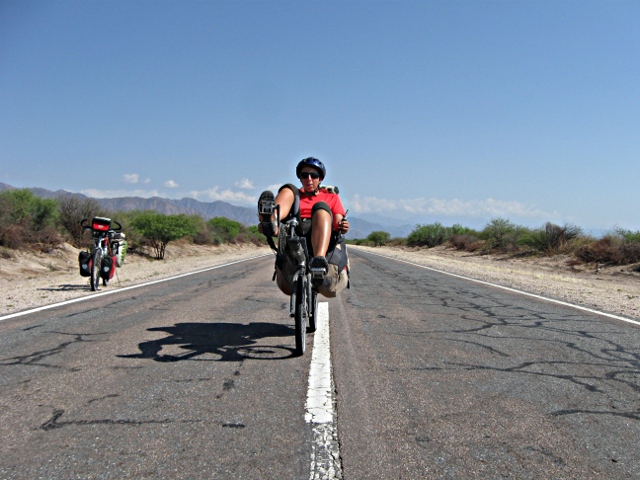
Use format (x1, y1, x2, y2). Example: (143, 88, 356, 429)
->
(258, 190, 277, 237)
(310, 256, 329, 274)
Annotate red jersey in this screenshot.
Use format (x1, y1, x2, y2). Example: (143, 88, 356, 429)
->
(298, 188, 346, 230)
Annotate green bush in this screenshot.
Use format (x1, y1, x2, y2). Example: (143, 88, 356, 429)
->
(616, 228, 640, 244)
(0, 189, 60, 248)
(208, 217, 242, 243)
(518, 222, 582, 254)
(407, 222, 447, 248)
(479, 218, 523, 252)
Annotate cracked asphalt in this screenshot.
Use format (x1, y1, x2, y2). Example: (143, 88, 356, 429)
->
(1, 250, 640, 479)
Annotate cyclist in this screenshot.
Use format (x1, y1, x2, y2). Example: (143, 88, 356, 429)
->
(258, 157, 350, 295)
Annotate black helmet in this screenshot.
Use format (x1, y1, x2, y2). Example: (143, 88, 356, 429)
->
(296, 157, 326, 180)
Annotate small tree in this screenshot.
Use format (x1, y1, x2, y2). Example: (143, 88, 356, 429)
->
(58, 195, 103, 246)
(132, 212, 199, 259)
(367, 231, 391, 247)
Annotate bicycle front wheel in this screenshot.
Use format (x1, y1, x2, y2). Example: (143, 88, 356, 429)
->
(308, 287, 318, 333)
(90, 248, 102, 291)
(294, 275, 307, 356)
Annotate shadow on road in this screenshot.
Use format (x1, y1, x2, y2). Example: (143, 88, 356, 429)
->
(37, 284, 88, 292)
(118, 322, 297, 361)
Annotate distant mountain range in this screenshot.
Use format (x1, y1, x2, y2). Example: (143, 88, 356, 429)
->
(0, 182, 414, 239)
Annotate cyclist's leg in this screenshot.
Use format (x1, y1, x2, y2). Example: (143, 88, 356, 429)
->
(275, 184, 298, 221)
(310, 202, 332, 270)
(259, 184, 298, 237)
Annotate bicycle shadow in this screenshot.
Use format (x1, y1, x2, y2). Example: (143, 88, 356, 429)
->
(117, 322, 297, 362)
(37, 284, 88, 292)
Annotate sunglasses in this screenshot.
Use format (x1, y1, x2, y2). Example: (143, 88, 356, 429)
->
(299, 171, 321, 179)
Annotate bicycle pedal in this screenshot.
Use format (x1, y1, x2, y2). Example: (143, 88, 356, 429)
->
(310, 267, 326, 280)
(258, 201, 275, 216)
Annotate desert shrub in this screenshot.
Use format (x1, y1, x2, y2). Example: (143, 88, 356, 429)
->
(348, 238, 374, 247)
(208, 217, 242, 243)
(58, 195, 104, 246)
(407, 222, 447, 248)
(449, 223, 479, 237)
(193, 229, 215, 245)
(623, 243, 640, 264)
(0, 189, 61, 248)
(367, 231, 391, 247)
(450, 234, 482, 251)
(616, 228, 640, 244)
(518, 222, 582, 254)
(236, 225, 265, 246)
(479, 218, 524, 252)
(387, 237, 407, 247)
(575, 232, 640, 265)
(107, 210, 146, 253)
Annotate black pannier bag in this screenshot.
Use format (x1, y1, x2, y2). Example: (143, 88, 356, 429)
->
(78, 251, 91, 277)
(101, 255, 115, 280)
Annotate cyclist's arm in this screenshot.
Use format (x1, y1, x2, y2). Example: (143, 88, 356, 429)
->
(329, 195, 348, 232)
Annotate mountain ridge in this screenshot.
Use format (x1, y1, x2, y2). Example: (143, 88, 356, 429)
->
(0, 183, 411, 239)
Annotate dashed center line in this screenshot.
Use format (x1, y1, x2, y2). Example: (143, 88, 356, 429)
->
(306, 302, 342, 479)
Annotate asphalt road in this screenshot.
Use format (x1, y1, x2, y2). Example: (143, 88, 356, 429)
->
(1, 248, 639, 479)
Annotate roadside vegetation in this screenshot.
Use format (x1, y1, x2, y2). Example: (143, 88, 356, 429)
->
(0, 189, 263, 260)
(1, 189, 639, 268)
(349, 217, 640, 270)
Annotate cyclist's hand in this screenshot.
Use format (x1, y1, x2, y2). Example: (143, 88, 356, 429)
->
(339, 219, 349, 234)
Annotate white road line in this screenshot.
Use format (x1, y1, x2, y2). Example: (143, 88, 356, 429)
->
(0, 254, 270, 322)
(306, 302, 342, 479)
(362, 249, 640, 327)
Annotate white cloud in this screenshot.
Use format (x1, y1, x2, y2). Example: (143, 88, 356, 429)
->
(164, 180, 179, 188)
(266, 183, 283, 193)
(350, 194, 560, 221)
(190, 186, 256, 205)
(235, 178, 254, 189)
(122, 173, 139, 184)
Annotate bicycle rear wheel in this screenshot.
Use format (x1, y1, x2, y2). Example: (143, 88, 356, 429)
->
(294, 275, 307, 356)
(90, 248, 102, 291)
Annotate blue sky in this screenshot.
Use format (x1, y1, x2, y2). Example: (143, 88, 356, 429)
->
(1, 0, 638, 232)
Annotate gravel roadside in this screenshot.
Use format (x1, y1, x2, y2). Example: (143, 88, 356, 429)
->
(0, 242, 272, 317)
